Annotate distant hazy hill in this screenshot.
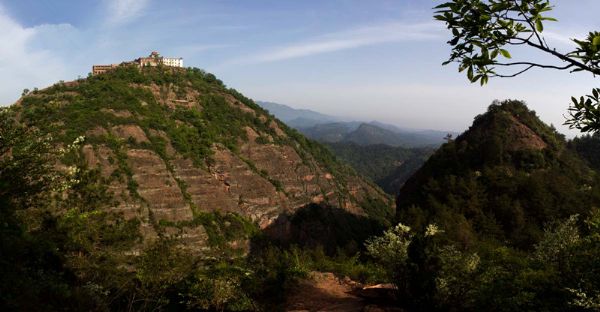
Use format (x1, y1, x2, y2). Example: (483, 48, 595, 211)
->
(257, 101, 339, 127)
(299, 122, 453, 148)
(297, 122, 360, 142)
(258, 101, 456, 148)
(344, 123, 430, 147)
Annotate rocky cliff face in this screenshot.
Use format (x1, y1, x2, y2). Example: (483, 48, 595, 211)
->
(15, 66, 391, 249)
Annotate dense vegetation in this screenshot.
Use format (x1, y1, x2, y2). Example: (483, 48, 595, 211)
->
(423, 1, 600, 307)
(397, 101, 599, 248)
(366, 213, 600, 311)
(19, 65, 281, 163)
(6, 64, 600, 311)
(1, 99, 388, 311)
(326, 142, 433, 194)
(1, 66, 392, 310)
(569, 132, 600, 171)
(16, 64, 386, 215)
(357, 100, 600, 311)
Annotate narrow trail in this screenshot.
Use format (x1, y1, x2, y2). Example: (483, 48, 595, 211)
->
(285, 272, 402, 312)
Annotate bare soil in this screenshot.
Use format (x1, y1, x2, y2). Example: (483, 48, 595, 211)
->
(285, 272, 402, 312)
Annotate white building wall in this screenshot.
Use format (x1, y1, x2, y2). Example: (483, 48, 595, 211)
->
(163, 57, 183, 67)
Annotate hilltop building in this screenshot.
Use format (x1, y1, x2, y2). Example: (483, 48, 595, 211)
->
(163, 57, 184, 67)
(91, 64, 120, 75)
(92, 51, 183, 75)
(136, 51, 161, 67)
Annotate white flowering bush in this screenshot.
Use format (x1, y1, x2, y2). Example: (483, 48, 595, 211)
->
(55, 136, 86, 192)
(435, 245, 480, 306)
(0, 107, 59, 211)
(533, 214, 581, 264)
(567, 288, 600, 310)
(365, 223, 413, 268)
(425, 223, 443, 237)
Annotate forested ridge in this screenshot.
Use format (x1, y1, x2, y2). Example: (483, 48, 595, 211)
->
(370, 100, 600, 311)
(325, 142, 434, 195)
(3, 66, 600, 311)
(0, 66, 393, 311)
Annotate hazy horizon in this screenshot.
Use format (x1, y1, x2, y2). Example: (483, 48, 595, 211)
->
(1, 0, 598, 136)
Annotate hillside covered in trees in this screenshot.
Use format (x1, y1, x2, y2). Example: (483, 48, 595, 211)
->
(397, 100, 600, 248)
(325, 142, 434, 195)
(360, 101, 600, 311)
(1, 65, 393, 310)
(4, 68, 600, 310)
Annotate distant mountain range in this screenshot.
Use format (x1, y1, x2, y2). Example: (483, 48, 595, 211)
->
(257, 101, 458, 148)
(257, 101, 341, 128)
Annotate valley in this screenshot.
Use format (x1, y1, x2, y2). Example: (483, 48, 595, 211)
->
(258, 101, 444, 195)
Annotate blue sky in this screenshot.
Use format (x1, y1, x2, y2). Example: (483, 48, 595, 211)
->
(0, 0, 598, 135)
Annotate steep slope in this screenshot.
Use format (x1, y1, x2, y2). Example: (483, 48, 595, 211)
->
(15, 66, 392, 248)
(396, 100, 600, 248)
(377, 151, 433, 195)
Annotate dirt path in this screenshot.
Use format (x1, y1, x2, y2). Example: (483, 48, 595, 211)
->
(285, 272, 402, 312)
(286, 272, 366, 311)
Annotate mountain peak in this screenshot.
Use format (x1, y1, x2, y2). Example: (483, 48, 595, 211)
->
(449, 100, 562, 166)
(16, 65, 392, 248)
(396, 100, 595, 248)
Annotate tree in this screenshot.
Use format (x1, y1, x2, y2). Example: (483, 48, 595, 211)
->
(443, 133, 454, 143)
(0, 107, 79, 310)
(434, 0, 600, 132)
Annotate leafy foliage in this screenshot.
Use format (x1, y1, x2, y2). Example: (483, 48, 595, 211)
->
(361, 100, 600, 310)
(266, 204, 389, 255)
(366, 212, 600, 311)
(0, 120, 382, 310)
(566, 88, 600, 132)
(435, 0, 600, 132)
(0, 108, 140, 310)
(366, 223, 413, 278)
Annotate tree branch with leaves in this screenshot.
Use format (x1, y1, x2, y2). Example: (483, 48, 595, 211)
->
(434, 0, 600, 132)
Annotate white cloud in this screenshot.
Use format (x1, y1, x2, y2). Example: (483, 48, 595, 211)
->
(228, 21, 443, 65)
(0, 6, 75, 105)
(105, 0, 150, 26)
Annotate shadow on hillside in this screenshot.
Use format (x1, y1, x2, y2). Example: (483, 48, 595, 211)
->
(255, 203, 385, 255)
